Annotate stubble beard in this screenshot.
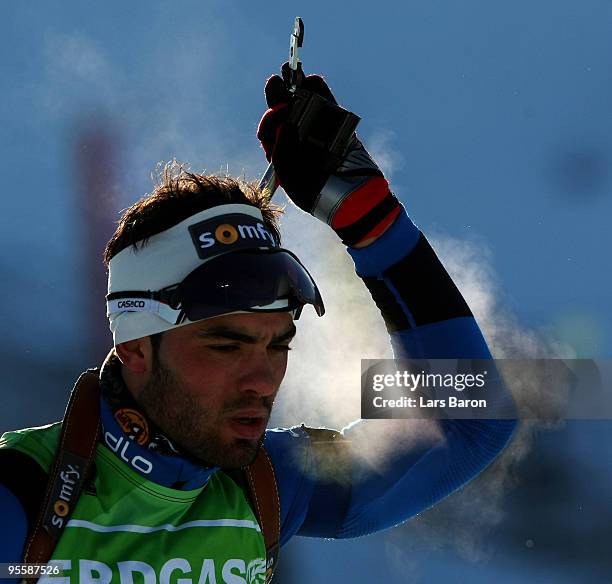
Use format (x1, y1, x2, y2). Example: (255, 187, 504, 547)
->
(137, 356, 270, 469)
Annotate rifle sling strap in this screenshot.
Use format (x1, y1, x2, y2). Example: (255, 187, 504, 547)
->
(22, 370, 101, 580)
(244, 448, 281, 582)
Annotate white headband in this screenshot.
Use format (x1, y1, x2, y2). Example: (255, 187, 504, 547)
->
(107, 204, 280, 345)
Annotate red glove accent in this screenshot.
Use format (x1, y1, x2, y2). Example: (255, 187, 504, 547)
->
(331, 176, 400, 245)
(330, 176, 390, 229)
(357, 207, 401, 244)
(257, 103, 290, 163)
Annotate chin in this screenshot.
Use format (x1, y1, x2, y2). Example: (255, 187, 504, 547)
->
(222, 438, 264, 469)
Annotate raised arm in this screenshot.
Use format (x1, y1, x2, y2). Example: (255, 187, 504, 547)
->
(257, 67, 517, 543)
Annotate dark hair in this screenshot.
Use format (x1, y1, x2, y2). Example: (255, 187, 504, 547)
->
(104, 160, 283, 266)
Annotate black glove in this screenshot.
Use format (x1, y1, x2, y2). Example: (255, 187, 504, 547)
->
(257, 63, 401, 247)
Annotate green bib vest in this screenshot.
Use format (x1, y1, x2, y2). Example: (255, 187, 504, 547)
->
(0, 423, 267, 584)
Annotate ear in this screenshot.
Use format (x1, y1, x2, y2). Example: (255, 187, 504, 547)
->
(115, 337, 153, 374)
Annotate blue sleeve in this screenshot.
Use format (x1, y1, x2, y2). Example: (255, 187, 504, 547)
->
(268, 206, 517, 543)
(0, 482, 28, 561)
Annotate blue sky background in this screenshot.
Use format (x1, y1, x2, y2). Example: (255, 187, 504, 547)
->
(1, 1, 611, 582)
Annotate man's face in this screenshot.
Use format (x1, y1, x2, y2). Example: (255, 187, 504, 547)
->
(132, 312, 295, 469)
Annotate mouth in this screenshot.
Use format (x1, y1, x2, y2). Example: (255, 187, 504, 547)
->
(227, 410, 268, 439)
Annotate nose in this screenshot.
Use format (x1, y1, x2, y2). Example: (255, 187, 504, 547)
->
(236, 352, 280, 397)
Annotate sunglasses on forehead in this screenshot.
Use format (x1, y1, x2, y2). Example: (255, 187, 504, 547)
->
(107, 248, 325, 326)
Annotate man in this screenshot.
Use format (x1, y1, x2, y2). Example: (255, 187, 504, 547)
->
(0, 69, 516, 582)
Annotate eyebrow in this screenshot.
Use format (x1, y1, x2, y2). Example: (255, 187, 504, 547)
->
(198, 323, 297, 344)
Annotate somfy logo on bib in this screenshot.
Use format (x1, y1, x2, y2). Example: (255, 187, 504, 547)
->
(188, 214, 277, 260)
